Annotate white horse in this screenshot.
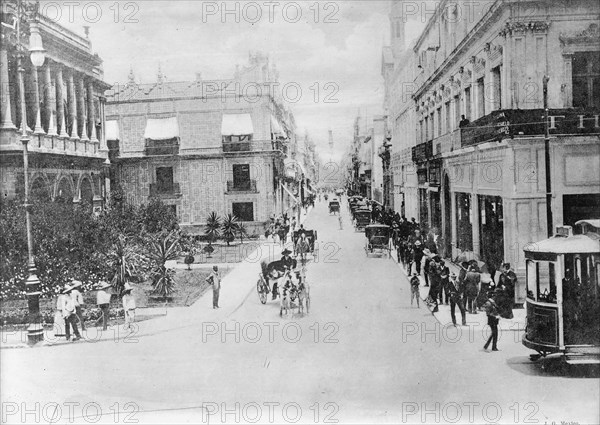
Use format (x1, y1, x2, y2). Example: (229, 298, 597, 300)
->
(296, 266, 310, 315)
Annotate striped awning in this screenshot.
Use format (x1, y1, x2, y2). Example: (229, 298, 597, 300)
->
(144, 117, 179, 140)
(281, 182, 298, 202)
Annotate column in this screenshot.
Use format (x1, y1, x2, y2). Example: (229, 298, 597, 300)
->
(450, 189, 457, 257)
(0, 45, 16, 129)
(31, 64, 44, 134)
(471, 192, 480, 257)
(87, 80, 98, 143)
(54, 65, 68, 137)
(45, 63, 58, 136)
(77, 77, 89, 141)
(67, 70, 79, 139)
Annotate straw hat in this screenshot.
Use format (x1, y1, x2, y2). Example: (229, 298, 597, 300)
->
(71, 280, 82, 288)
(97, 281, 111, 290)
(62, 284, 73, 294)
(123, 282, 133, 293)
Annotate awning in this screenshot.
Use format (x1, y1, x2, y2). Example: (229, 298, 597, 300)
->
(271, 115, 285, 136)
(284, 158, 307, 179)
(281, 182, 298, 202)
(105, 120, 120, 140)
(221, 113, 254, 136)
(144, 117, 179, 140)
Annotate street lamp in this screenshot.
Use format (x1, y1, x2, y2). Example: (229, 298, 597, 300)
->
(14, 0, 46, 345)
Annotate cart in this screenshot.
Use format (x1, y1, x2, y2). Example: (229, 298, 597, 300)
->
(354, 209, 371, 231)
(364, 224, 392, 258)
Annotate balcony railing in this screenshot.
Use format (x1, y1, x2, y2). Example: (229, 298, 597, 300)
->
(145, 140, 179, 156)
(149, 183, 181, 197)
(226, 180, 258, 193)
(223, 140, 287, 153)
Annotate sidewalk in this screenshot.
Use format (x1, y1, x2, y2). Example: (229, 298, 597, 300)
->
(0, 206, 313, 350)
(390, 248, 526, 331)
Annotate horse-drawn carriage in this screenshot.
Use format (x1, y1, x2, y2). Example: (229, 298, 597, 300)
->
(256, 260, 310, 315)
(354, 208, 371, 231)
(329, 198, 340, 215)
(364, 224, 392, 258)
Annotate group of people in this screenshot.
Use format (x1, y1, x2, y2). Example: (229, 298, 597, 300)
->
(54, 279, 137, 341)
(266, 213, 297, 246)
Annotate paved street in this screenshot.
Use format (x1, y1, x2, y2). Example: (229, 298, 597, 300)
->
(1, 199, 598, 425)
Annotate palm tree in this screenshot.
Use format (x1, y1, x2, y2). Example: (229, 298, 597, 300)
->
(205, 212, 221, 247)
(238, 222, 249, 244)
(221, 213, 239, 246)
(146, 231, 181, 298)
(106, 234, 147, 294)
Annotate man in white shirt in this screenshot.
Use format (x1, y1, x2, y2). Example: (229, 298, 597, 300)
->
(95, 281, 112, 331)
(70, 280, 86, 331)
(62, 285, 81, 341)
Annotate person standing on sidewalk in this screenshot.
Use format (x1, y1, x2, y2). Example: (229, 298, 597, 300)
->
(122, 283, 136, 328)
(95, 281, 112, 331)
(427, 259, 440, 313)
(438, 260, 450, 305)
(70, 280, 86, 332)
(464, 265, 481, 314)
(206, 266, 221, 309)
(61, 285, 81, 341)
(448, 273, 467, 326)
(483, 291, 501, 351)
(53, 292, 66, 339)
(410, 272, 421, 308)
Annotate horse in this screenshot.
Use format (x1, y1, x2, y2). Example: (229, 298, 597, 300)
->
(296, 267, 310, 315)
(279, 277, 296, 317)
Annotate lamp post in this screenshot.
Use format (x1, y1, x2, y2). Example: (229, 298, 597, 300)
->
(13, 0, 46, 345)
(543, 75, 553, 238)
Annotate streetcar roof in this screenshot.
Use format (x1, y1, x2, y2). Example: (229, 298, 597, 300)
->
(523, 234, 600, 254)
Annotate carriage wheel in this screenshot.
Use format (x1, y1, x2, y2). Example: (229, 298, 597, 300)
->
(257, 279, 267, 304)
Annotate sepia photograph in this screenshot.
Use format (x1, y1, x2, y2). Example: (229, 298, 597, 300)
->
(0, 0, 599, 423)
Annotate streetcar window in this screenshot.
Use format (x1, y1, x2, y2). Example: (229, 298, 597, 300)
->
(536, 261, 556, 303)
(526, 260, 536, 300)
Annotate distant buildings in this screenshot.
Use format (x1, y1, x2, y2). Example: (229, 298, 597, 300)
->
(104, 53, 307, 234)
(354, 0, 600, 303)
(1, 1, 111, 210)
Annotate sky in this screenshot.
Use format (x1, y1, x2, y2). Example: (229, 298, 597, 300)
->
(42, 0, 430, 163)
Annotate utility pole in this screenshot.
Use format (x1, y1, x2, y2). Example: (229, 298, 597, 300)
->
(543, 75, 553, 238)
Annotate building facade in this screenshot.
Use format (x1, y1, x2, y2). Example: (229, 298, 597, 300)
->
(0, 1, 110, 209)
(383, 0, 600, 303)
(105, 53, 301, 234)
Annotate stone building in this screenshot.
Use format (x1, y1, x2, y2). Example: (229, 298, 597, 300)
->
(0, 1, 110, 209)
(104, 53, 299, 234)
(383, 0, 600, 303)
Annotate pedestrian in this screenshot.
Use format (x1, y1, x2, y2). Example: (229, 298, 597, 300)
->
(464, 265, 481, 314)
(53, 292, 66, 339)
(483, 290, 501, 351)
(122, 283, 136, 329)
(439, 260, 450, 305)
(95, 281, 112, 331)
(412, 240, 424, 276)
(206, 265, 221, 309)
(427, 258, 440, 313)
(448, 273, 467, 326)
(410, 272, 421, 308)
(70, 280, 86, 331)
(498, 262, 517, 318)
(61, 284, 81, 341)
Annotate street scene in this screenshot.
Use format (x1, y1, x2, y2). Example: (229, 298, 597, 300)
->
(1, 1, 599, 424)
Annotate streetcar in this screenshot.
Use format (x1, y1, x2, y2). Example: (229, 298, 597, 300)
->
(522, 220, 600, 365)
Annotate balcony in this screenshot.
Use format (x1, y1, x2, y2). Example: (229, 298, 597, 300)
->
(226, 180, 258, 194)
(145, 139, 179, 156)
(222, 140, 287, 153)
(412, 140, 433, 163)
(149, 183, 181, 197)
(0, 128, 105, 159)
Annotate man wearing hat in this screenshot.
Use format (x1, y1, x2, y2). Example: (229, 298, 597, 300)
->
(70, 280, 86, 331)
(483, 291, 501, 351)
(61, 284, 81, 341)
(498, 263, 517, 314)
(95, 281, 112, 331)
(273, 249, 296, 300)
(295, 232, 310, 263)
(448, 272, 467, 326)
(121, 282, 137, 328)
(206, 266, 221, 309)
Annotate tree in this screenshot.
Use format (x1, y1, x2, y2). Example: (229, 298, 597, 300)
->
(105, 234, 148, 295)
(205, 212, 221, 247)
(221, 213, 239, 246)
(238, 222, 249, 244)
(147, 231, 180, 298)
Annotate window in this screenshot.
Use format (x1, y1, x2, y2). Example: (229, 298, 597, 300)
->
(445, 101, 451, 133)
(572, 51, 600, 108)
(424, 117, 429, 142)
(437, 107, 442, 137)
(233, 202, 254, 221)
(156, 167, 174, 192)
(477, 77, 485, 118)
(233, 164, 251, 189)
(430, 113, 434, 140)
(464, 87, 471, 120)
(491, 66, 502, 111)
(454, 95, 461, 127)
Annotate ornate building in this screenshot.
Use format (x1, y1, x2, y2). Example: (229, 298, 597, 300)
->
(105, 53, 300, 234)
(383, 0, 600, 304)
(0, 1, 110, 209)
